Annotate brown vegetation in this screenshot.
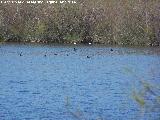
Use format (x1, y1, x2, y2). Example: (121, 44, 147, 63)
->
(0, 0, 159, 46)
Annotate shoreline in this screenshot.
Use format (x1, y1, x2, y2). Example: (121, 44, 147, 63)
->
(0, 40, 160, 48)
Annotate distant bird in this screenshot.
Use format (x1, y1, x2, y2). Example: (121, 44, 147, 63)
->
(54, 53, 58, 55)
(19, 52, 23, 56)
(110, 49, 113, 51)
(74, 48, 77, 52)
(87, 56, 90, 58)
(74, 42, 77, 45)
(44, 54, 47, 57)
(89, 42, 92, 45)
(66, 54, 69, 56)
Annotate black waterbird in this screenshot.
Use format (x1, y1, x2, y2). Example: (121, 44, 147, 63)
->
(74, 48, 77, 51)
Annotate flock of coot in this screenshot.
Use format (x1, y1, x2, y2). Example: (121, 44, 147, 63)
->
(18, 48, 114, 58)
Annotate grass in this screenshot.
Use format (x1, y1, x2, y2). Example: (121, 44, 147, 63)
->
(132, 90, 145, 107)
(123, 66, 160, 119)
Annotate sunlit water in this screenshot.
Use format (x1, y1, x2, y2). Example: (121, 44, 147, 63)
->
(0, 43, 160, 120)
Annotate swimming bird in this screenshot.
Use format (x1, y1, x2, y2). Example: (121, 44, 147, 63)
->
(87, 56, 90, 58)
(54, 53, 58, 55)
(74, 48, 77, 52)
(19, 52, 23, 56)
(110, 49, 113, 51)
(44, 54, 47, 57)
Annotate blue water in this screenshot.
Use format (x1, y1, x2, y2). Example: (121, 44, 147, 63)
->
(0, 43, 160, 120)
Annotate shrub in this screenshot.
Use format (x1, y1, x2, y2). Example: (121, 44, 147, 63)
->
(0, 0, 159, 46)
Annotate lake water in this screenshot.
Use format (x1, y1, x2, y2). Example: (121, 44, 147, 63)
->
(0, 43, 160, 120)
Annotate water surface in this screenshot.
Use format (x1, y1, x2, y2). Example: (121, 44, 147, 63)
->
(0, 43, 160, 120)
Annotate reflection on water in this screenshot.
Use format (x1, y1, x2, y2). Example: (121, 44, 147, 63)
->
(0, 43, 160, 120)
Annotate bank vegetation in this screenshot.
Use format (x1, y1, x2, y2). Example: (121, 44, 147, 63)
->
(0, 0, 160, 46)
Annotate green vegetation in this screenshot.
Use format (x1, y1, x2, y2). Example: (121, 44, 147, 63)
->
(0, 35, 4, 42)
(132, 81, 159, 107)
(132, 91, 145, 107)
(132, 80, 160, 120)
(64, 33, 81, 43)
(123, 66, 160, 119)
(0, 0, 160, 46)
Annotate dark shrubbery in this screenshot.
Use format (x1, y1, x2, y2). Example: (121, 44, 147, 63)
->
(0, 0, 159, 46)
